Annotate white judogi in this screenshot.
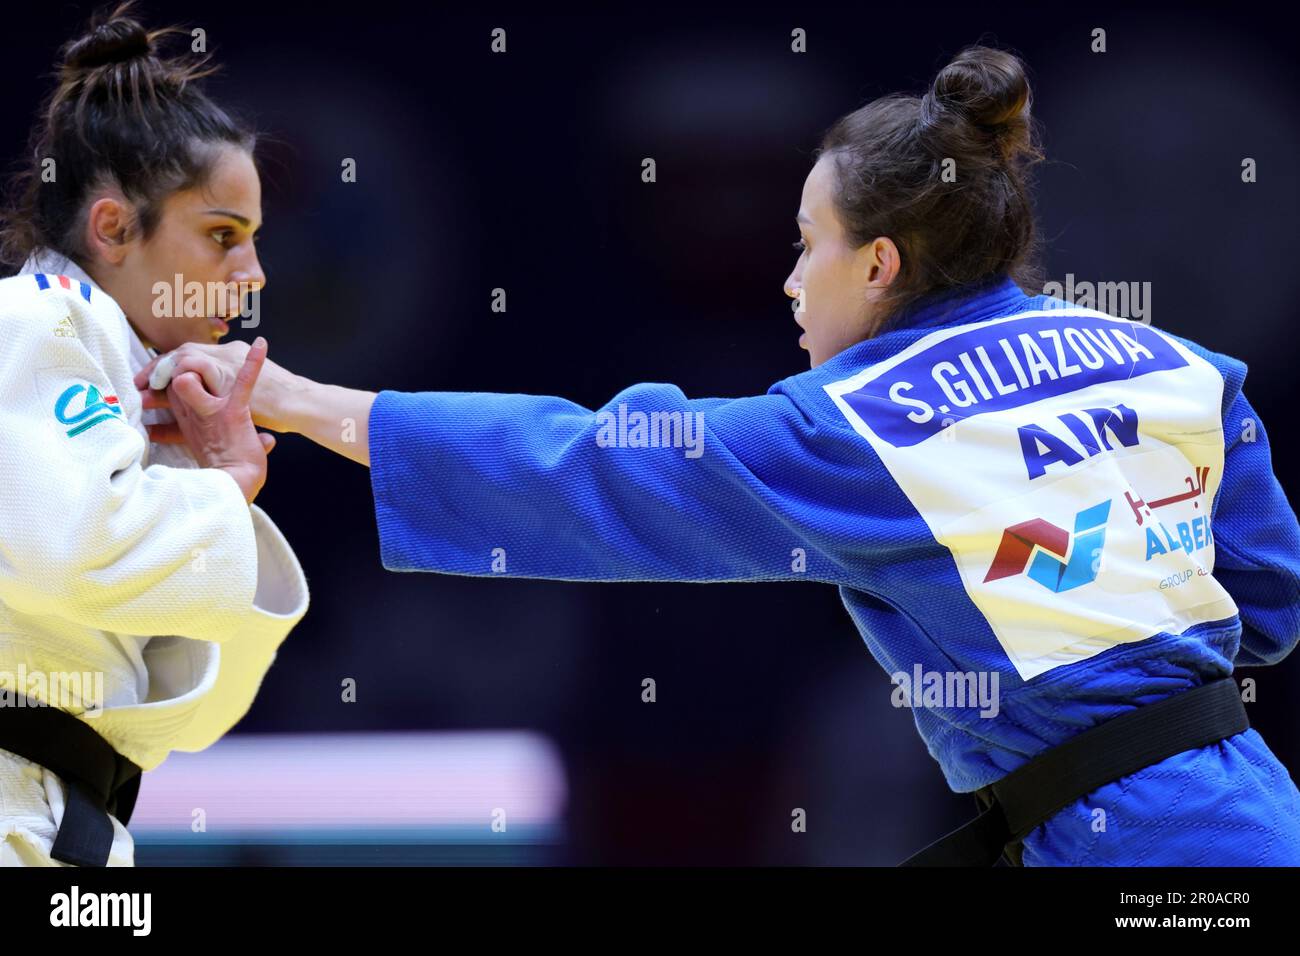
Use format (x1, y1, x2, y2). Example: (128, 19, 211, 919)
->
(0, 249, 309, 866)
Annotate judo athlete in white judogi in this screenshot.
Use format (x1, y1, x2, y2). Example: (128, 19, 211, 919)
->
(0, 249, 309, 866)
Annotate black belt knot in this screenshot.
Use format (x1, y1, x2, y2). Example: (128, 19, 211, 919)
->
(0, 693, 141, 867)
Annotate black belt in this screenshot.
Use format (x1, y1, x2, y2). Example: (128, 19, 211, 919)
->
(0, 694, 141, 867)
(900, 677, 1248, 866)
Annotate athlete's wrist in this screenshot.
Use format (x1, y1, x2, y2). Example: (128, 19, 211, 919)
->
(276, 378, 376, 466)
(268, 371, 318, 436)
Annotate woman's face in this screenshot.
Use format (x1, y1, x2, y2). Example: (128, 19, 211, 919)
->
(91, 145, 266, 352)
(784, 153, 896, 368)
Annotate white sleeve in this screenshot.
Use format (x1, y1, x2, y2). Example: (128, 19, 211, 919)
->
(0, 284, 259, 642)
(166, 504, 310, 752)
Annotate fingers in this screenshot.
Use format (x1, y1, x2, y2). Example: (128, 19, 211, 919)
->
(139, 388, 170, 410)
(169, 371, 222, 417)
(133, 356, 162, 390)
(231, 336, 268, 407)
(148, 353, 179, 391)
(146, 420, 276, 453)
(170, 353, 226, 396)
(135, 341, 249, 396)
(139, 354, 225, 410)
(146, 422, 186, 444)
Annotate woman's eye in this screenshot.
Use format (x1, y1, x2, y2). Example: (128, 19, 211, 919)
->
(793, 239, 807, 253)
(212, 230, 233, 247)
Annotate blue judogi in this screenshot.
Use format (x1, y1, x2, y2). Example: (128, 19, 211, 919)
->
(367, 274, 1300, 865)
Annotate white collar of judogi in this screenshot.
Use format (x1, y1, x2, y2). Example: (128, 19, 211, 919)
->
(17, 246, 159, 370)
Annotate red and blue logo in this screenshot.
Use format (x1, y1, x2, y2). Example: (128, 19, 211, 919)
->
(984, 499, 1111, 592)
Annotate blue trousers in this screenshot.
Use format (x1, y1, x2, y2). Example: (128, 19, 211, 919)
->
(1022, 729, 1300, 865)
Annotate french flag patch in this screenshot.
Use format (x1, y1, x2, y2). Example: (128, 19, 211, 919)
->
(34, 273, 92, 303)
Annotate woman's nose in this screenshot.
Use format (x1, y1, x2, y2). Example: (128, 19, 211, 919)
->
(232, 248, 267, 295)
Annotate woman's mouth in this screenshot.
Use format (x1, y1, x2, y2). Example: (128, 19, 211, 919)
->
(209, 317, 230, 339)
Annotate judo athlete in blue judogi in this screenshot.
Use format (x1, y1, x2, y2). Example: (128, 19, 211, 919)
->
(356, 275, 1300, 866)
(141, 45, 1300, 865)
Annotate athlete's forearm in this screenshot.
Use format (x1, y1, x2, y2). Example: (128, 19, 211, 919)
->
(278, 374, 377, 467)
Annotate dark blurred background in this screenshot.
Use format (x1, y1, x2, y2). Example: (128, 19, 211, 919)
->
(3, 2, 1297, 864)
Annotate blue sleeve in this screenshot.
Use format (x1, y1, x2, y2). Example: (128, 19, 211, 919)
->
(366, 383, 880, 585)
(1213, 389, 1300, 667)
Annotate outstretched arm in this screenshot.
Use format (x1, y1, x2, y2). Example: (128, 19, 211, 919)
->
(138, 343, 900, 586)
(360, 383, 863, 584)
(136, 344, 376, 466)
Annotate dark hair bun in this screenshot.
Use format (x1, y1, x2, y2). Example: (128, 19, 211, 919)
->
(931, 46, 1030, 129)
(919, 45, 1034, 162)
(62, 8, 151, 71)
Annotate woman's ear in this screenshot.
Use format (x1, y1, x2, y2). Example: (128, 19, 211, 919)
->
(84, 195, 134, 266)
(863, 236, 901, 287)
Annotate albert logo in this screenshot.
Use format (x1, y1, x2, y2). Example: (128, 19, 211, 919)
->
(984, 499, 1111, 593)
(55, 382, 122, 437)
